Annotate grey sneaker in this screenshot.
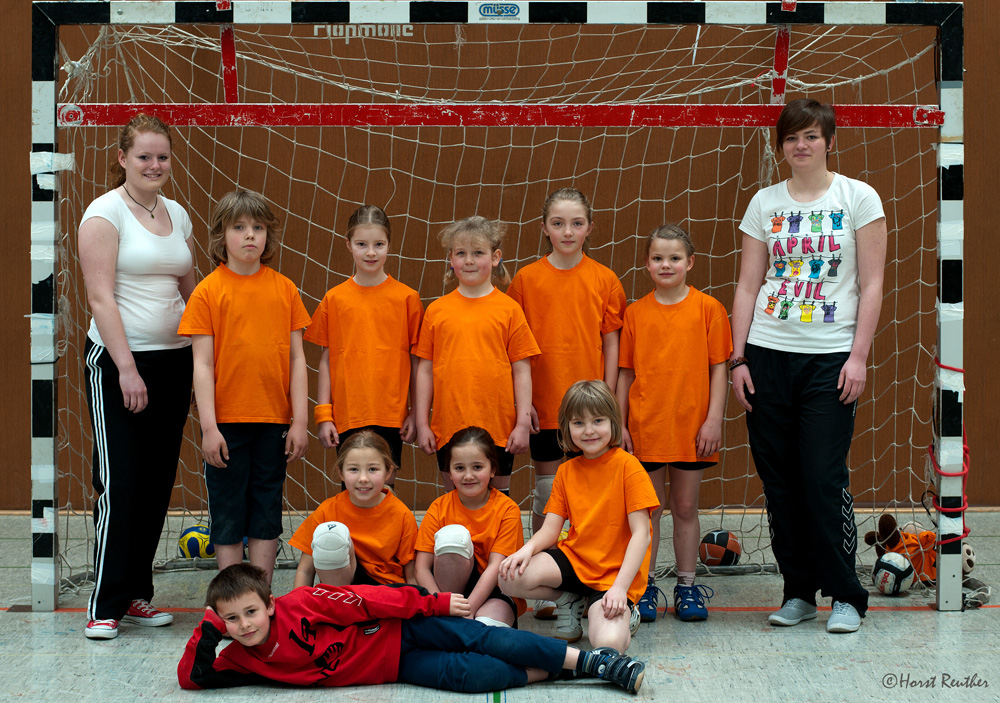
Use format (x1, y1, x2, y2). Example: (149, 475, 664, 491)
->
(553, 592, 586, 642)
(768, 598, 818, 626)
(827, 601, 861, 633)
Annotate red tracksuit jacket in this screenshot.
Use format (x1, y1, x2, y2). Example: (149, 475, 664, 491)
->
(178, 583, 451, 689)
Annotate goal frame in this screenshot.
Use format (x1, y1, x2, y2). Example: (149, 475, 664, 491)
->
(30, 0, 966, 611)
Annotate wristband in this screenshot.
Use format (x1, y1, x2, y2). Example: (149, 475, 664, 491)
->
(314, 404, 334, 425)
(729, 357, 749, 372)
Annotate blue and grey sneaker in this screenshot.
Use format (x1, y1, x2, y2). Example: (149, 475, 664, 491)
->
(637, 578, 668, 622)
(582, 647, 646, 693)
(673, 583, 714, 622)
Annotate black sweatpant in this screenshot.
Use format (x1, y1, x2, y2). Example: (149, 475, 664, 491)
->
(84, 339, 193, 621)
(744, 344, 868, 617)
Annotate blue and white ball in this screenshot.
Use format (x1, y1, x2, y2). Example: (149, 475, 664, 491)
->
(872, 552, 915, 595)
(178, 525, 215, 559)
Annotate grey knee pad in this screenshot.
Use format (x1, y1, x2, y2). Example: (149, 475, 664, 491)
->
(533, 474, 555, 518)
(311, 521, 352, 570)
(434, 524, 474, 559)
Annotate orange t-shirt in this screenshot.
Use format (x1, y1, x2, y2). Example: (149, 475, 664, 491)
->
(415, 488, 526, 616)
(304, 276, 423, 431)
(288, 490, 417, 585)
(178, 264, 311, 423)
(619, 288, 733, 463)
(545, 447, 659, 603)
(507, 255, 626, 428)
(413, 288, 540, 447)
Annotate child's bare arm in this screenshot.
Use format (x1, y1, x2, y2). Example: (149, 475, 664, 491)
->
(294, 552, 317, 589)
(316, 347, 339, 448)
(285, 329, 308, 462)
(403, 559, 418, 586)
(414, 358, 436, 454)
(413, 551, 441, 593)
(500, 511, 562, 579)
(400, 354, 420, 443)
(602, 330, 621, 393)
(696, 361, 728, 458)
(192, 335, 227, 468)
(467, 552, 504, 616)
(507, 358, 534, 454)
(602, 508, 652, 618)
(616, 367, 636, 453)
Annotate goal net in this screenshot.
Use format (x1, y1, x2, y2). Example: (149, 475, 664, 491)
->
(42, 5, 952, 595)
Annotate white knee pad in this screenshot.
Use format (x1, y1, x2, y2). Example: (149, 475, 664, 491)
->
(475, 615, 511, 628)
(533, 474, 555, 518)
(311, 521, 352, 571)
(434, 524, 474, 559)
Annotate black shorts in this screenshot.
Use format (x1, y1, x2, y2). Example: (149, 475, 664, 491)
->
(350, 562, 380, 586)
(529, 429, 581, 463)
(437, 445, 515, 477)
(641, 460, 717, 473)
(206, 423, 288, 544)
(543, 547, 635, 611)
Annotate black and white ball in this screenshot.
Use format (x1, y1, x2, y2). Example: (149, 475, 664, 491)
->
(872, 552, 915, 595)
(962, 544, 976, 574)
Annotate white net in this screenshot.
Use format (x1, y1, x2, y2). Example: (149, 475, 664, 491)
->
(54, 20, 942, 587)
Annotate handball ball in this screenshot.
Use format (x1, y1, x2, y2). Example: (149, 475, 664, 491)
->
(962, 544, 976, 574)
(872, 552, 915, 595)
(699, 530, 741, 566)
(178, 525, 215, 559)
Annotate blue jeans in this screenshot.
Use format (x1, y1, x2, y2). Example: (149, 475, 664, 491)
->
(397, 616, 566, 692)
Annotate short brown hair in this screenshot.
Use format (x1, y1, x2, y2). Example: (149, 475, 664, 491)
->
(441, 426, 499, 475)
(645, 223, 695, 259)
(335, 430, 396, 477)
(438, 216, 511, 287)
(557, 380, 623, 453)
(206, 564, 272, 610)
(776, 98, 836, 148)
(346, 205, 391, 244)
(109, 113, 172, 189)
(207, 189, 282, 266)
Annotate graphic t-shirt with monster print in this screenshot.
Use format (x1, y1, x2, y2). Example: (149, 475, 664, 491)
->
(739, 173, 884, 354)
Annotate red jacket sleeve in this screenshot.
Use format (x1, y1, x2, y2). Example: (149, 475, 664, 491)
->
(177, 608, 270, 690)
(301, 583, 451, 624)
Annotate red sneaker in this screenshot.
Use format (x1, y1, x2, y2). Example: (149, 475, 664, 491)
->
(122, 599, 173, 627)
(85, 618, 119, 639)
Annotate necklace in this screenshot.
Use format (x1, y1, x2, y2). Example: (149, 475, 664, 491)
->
(122, 185, 157, 219)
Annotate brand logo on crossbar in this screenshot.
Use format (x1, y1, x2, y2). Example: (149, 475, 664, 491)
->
(479, 3, 521, 18)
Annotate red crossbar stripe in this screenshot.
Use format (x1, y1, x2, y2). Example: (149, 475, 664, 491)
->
(56, 103, 945, 128)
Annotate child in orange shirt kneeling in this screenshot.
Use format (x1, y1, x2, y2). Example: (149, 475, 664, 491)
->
(499, 381, 659, 652)
(415, 427, 526, 628)
(289, 431, 418, 588)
